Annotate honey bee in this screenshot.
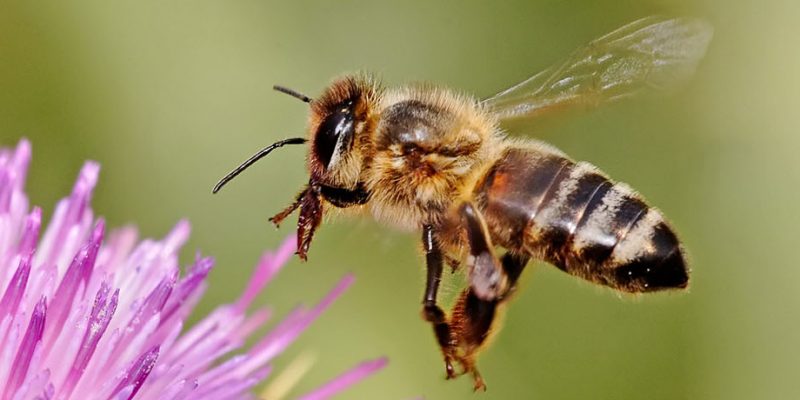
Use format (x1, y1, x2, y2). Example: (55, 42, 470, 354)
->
(213, 16, 713, 391)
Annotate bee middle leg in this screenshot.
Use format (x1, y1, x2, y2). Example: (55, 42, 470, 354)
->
(420, 224, 458, 378)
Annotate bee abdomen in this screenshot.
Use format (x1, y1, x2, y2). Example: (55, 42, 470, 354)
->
(474, 147, 688, 293)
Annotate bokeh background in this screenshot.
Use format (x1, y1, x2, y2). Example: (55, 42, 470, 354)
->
(1, 0, 798, 399)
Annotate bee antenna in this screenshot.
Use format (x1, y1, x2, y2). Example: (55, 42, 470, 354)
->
(212, 137, 307, 194)
(273, 85, 313, 103)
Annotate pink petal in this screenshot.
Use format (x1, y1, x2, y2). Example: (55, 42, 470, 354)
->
(2, 296, 46, 399)
(0, 254, 31, 318)
(18, 207, 41, 258)
(159, 257, 213, 325)
(43, 221, 104, 348)
(297, 358, 388, 400)
(234, 233, 297, 313)
(0, 139, 30, 212)
(61, 283, 119, 396)
(111, 345, 160, 400)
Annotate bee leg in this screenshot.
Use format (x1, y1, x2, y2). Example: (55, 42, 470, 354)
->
(269, 184, 323, 261)
(460, 202, 509, 301)
(499, 252, 530, 299)
(421, 215, 528, 389)
(423, 200, 506, 391)
(295, 186, 323, 261)
(449, 288, 494, 391)
(447, 253, 529, 391)
(420, 224, 458, 379)
(269, 186, 307, 227)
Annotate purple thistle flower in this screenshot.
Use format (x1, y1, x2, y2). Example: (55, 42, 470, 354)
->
(0, 139, 386, 399)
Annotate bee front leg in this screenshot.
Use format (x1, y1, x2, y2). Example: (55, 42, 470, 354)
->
(269, 184, 323, 261)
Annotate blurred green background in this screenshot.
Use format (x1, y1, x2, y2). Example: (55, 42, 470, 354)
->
(1, 0, 798, 399)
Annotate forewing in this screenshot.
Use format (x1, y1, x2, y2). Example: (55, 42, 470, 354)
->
(483, 17, 713, 121)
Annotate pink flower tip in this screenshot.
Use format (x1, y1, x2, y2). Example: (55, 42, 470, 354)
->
(12, 138, 31, 175)
(74, 161, 100, 194)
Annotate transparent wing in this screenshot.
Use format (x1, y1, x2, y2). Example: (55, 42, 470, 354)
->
(483, 16, 713, 121)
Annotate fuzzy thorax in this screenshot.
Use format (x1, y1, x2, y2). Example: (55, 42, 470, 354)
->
(365, 85, 503, 231)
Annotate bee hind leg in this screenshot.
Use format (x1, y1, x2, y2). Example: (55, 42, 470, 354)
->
(448, 201, 531, 390)
(446, 252, 529, 391)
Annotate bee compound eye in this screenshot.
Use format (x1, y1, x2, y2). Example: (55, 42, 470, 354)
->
(313, 101, 355, 169)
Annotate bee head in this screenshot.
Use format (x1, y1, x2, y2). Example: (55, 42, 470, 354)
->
(306, 75, 379, 189)
(211, 76, 378, 260)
